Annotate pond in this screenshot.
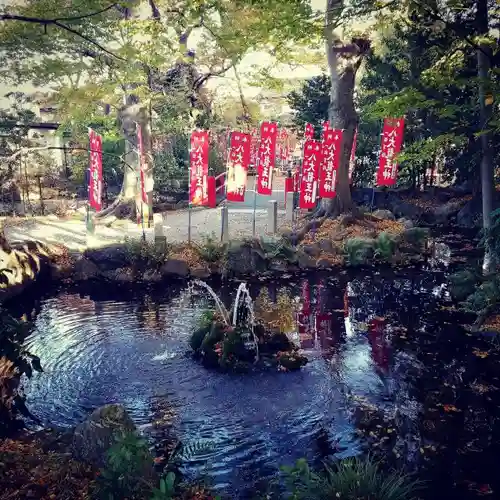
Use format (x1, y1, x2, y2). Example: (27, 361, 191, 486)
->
(14, 267, 500, 499)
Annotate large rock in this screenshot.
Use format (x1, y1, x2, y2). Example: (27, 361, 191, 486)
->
(398, 218, 414, 229)
(225, 241, 266, 274)
(391, 201, 423, 220)
(373, 209, 395, 221)
(72, 404, 136, 467)
(160, 259, 189, 278)
(85, 245, 129, 272)
(302, 243, 321, 257)
(103, 267, 135, 283)
(73, 257, 100, 281)
(430, 200, 464, 224)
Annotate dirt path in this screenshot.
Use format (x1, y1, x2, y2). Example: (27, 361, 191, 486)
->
(2, 206, 287, 251)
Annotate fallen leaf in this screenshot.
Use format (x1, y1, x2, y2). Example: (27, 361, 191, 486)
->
(473, 349, 490, 358)
(442, 404, 461, 413)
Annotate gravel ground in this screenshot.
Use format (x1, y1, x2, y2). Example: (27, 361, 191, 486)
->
(2, 206, 288, 251)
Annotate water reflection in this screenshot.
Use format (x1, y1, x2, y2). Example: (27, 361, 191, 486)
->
(11, 270, 500, 499)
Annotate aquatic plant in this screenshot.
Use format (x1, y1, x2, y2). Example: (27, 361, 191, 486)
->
(274, 456, 422, 500)
(374, 232, 398, 263)
(344, 237, 374, 266)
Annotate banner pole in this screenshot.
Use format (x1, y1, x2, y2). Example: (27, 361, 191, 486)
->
(252, 122, 262, 238)
(188, 202, 192, 244)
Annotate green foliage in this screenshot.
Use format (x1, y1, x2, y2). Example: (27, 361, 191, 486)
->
(344, 238, 374, 266)
(254, 236, 298, 263)
(124, 238, 170, 268)
(401, 228, 429, 251)
(449, 269, 480, 302)
(374, 232, 398, 262)
(274, 456, 421, 500)
(287, 74, 330, 136)
(481, 208, 500, 264)
(150, 472, 176, 500)
(196, 234, 226, 263)
(96, 431, 154, 500)
(462, 276, 500, 317)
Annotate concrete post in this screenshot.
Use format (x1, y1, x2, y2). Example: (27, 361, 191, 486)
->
(220, 206, 229, 243)
(285, 192, 295, 222)
(268, 200, 278, 234)
(153, 212, 166, 249)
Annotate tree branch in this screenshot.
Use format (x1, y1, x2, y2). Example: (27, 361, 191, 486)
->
(148, 0, 161, 20)
(0, 13, 124, 60)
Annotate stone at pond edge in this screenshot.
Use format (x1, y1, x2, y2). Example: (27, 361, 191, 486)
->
(316, 258, 333, 269)
(84, 245, 129, 272)
(318, 239, 335, 254)
(72, 404, 136, 467)
(143, 269, 163, 283)
(397, 218, 414, 229)
(102, 267, 135, 283)
(160, 259, 190, 278)
(373, 209, 395, 221)
(268, 259, 288, 272)
(190, 266, 211, 279)
(302, 243, 321, 257)
(297, 251, 316, 269)
(73, 257, 100, 281)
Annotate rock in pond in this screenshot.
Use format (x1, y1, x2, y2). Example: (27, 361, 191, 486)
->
(160, 259, 189, 278)
(72, 404, 136, 467)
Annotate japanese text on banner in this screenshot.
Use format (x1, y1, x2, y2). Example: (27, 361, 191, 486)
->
(137, 125, 148, 204)
(88, 128, 103, 211)
(304, 123, 314, 140)
(226, 131, 251, 202)
(256, 122, 277, 195)
(377, 118, 405, 187)
(189, 130, 209, 206)
(299, 139, 322, 209)
(319, 129, 342, 199)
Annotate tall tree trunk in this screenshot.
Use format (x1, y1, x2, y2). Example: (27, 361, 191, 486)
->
(476, 0, 495, 273)
(323, 0, 369, 217)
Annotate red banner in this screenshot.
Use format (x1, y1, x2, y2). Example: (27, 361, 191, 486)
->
(88, 128, 103, 211)
(316, 312, 334, 350)
(207, 176, 216, 208)
(349, 128, 357, 184)
(190, 130, 209, 206)
(319, 129, 342, 198)
(299, 139, 322, 209)
(377, 118, 405, 186)
(250, 128, 259, 167)
(322, 121, 330, 137)
(226, 131, 251, 202)
(304, 123, 314, 140)
(137, 125, 148, 204)
(256, 122, 278, 195)
(298, 312, 314, 349)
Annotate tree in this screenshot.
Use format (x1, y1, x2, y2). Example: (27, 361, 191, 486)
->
(0, 0, 317, 218)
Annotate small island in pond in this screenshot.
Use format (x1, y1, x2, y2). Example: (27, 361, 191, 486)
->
(188, 282, 308, 372)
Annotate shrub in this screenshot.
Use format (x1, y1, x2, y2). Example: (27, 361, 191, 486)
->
(374, 232, 398, 262)
(274, 456, 422, 500)
(344, 238, 375, 266)
(95, 431, 154, 500)
(449, 269, 480, 302)
(124, 237, 170, 268)
(196, 233, 225, 263)
(401, 227, 429, 251)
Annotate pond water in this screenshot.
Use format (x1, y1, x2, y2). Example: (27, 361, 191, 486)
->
(14, 266, 500, 499)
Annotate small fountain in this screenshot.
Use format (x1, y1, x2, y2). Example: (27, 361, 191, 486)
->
(187, 280, 307, 372)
